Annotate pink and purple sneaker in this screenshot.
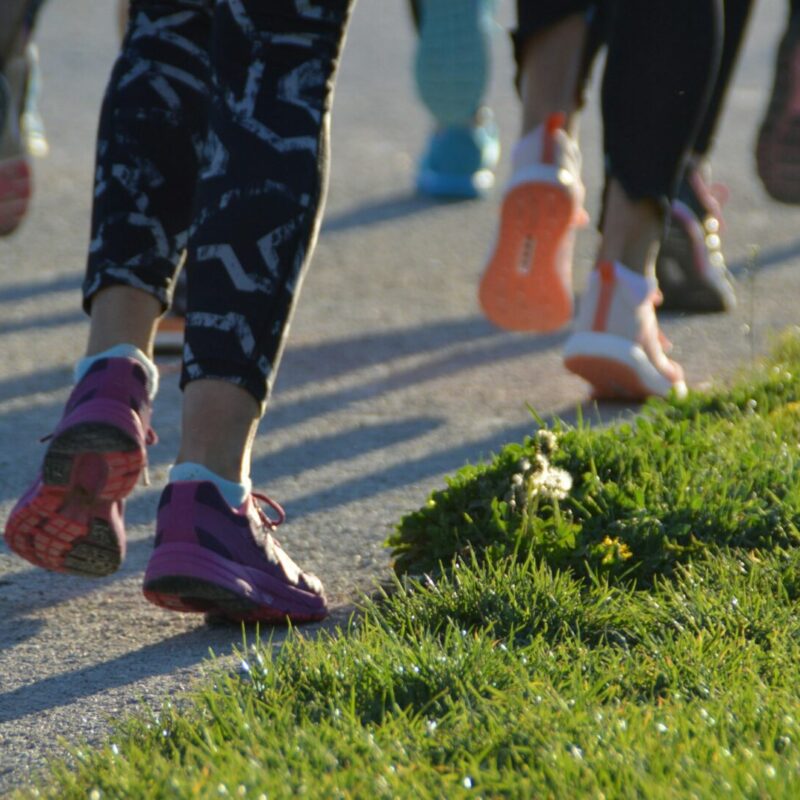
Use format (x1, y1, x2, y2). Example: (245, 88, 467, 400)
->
(4, 356, 154, 576)
(143, 481, 328, 624)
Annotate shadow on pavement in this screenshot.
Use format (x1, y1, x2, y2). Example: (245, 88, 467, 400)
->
(320, 190, 446, 235)
(0, 627, 277, 725)
(268, 322, 568, 434)
(0, 366, 72, 404)
(0, 603, 354, 726)
(728, 235, 800, 277)
(276, 316, 511, 392)
(0, 273, 81, 304)
(281, 419, 542, 521)
(252, 416, 443, 481)
(0, 308, 85, 337)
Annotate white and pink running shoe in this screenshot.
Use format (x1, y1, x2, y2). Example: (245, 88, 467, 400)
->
(479, 112, 587, 332)
(563, 261, 687, 401)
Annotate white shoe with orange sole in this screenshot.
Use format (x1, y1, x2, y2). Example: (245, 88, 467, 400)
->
(479, 112, 587, 332)
(563, 261, 687, 401)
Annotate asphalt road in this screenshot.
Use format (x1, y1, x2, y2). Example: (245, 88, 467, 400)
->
(0, 0, 797, 792)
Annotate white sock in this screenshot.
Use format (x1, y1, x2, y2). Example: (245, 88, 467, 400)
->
(169, 462, 251, 509)
(613, 262, 657, 304)
(74, 344, 159, 399)
(511, 124, 545, 174)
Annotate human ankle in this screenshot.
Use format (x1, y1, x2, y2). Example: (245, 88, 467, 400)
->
(178, 380, 259, 484)
(598, 184, 662, 276)
(169, 462, 251, 508)
(87, 285, 162, 359)
(518, 14, 586, 137)
(74, 344, 159, 399)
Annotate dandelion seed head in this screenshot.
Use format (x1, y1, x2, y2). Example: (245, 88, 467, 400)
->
(536, 429, 558, 453)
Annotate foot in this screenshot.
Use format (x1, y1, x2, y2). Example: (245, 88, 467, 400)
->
(143, 481, 328, 624)
(4, 357, 155, 576)
(563, 261, 687, 401)
(756, 12, 800, 203)
(416, 109, 500, 199)
(656, 164, 735, 313)
(479, 112, 586, 332)
(414, 0, 494, 126)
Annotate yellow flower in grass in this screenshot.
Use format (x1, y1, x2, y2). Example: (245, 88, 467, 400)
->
(599, 536, 633, 565)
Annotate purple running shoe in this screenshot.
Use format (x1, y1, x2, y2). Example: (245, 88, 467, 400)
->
(4, 357, 154, 576)
(143, 481, 328, 624)
(756, 14, 800, 204)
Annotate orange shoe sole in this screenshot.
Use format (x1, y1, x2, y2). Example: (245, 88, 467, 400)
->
(564, 354, 653, 401)
(480, 180, 575, 332)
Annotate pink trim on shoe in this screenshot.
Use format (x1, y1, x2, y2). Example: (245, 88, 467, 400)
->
(0, 156, 31, 236)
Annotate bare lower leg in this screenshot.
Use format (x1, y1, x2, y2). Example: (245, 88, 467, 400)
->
(86, 285, 162, 358)
(176, 380, 260, 483)
(518, 14, 588, 137)
(117, 0, 129, 40)
(597, 180, 663, 276)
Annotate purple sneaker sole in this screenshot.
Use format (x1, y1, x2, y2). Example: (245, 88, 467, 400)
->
(143, 544, 328, 623)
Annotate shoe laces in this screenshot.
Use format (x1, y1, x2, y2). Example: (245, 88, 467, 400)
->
(688, 167, 728, 232)
(253, 491, 286, 531)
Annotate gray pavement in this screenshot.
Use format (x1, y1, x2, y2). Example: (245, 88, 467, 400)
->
(0, 0, 797, 792)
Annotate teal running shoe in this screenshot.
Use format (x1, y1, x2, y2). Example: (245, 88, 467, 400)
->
(416, 110, 500, 199)
(414, 0, 495, 126)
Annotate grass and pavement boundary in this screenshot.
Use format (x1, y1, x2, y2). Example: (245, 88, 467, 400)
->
(17, 331, 800, 798)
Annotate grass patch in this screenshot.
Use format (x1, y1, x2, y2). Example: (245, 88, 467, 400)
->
(18, 331, 800, 799)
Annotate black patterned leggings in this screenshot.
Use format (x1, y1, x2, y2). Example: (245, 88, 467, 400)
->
(82, 0, 353, 407)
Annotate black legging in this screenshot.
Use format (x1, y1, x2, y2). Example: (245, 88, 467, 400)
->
(694, 0, 754, 156)
(82, 0, 353, 407)
(514, 1, 723, 207)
